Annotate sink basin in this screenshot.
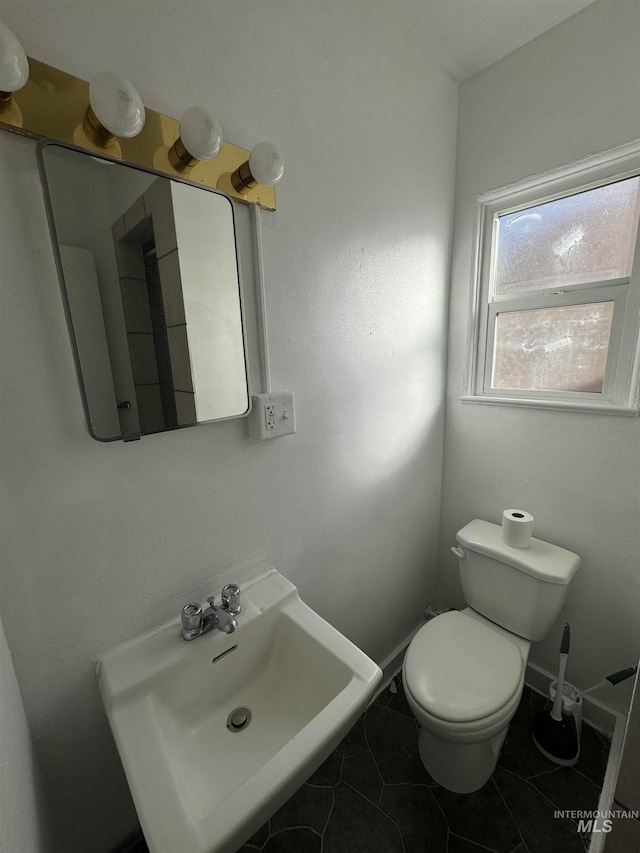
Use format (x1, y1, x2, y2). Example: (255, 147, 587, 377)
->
(97, 569, 382, 853)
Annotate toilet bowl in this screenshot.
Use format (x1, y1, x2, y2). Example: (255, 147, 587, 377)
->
(403, 519, 580, 793)
(403, 609, 530, 792)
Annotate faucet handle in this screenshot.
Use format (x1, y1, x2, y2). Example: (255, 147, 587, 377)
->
(207, 595, 216, 608)
(181, 603, 203, 640)
(221, 583, 242, 615)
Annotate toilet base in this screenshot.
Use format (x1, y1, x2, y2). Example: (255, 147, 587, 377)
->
(418, 724, 509, 793)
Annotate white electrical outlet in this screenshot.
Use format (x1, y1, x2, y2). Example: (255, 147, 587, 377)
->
(250, 391, 296, 440)
(265, 404, 276, 430)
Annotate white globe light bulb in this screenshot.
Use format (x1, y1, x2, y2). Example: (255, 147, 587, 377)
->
(180, 107, 223, 161)
(89, 71, 145, 138)
(0, 19, 29, 93)
(249, 142, 284, 186)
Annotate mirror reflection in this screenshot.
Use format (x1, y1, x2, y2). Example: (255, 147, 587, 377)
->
(39, 142, 250, 441)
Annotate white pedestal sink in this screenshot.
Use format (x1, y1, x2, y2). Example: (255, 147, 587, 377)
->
(97, 569, 382, 853)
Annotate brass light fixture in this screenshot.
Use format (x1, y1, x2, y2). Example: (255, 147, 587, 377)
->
(82, 71, 146, 147)
(168, 106, 223, 172)
(0, 19, 278, 209)
(0, 19, 29, 113)
(230, 142, 284, 193)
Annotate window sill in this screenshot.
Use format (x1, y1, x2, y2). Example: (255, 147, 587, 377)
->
(460, 395, 639, 417)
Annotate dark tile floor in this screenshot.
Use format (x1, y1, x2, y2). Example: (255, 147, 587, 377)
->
(119, 679, 611, 853)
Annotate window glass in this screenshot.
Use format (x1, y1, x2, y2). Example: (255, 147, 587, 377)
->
(491, 302, 615, 392)
(494, 177, 640, 295)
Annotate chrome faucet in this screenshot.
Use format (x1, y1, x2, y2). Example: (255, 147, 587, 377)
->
(180, 584, 242, 641)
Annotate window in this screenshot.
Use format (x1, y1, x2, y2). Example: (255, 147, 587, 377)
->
(464, 143, 640, 414)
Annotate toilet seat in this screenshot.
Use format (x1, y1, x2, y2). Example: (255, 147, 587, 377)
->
(404, 611, 523, 724)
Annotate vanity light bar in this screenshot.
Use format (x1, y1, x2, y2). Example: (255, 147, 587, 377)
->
(83, 71, 146, 147)
(230, 141, 284, 194)
(169, 107, 224, 172)
(0, 55, 277, 211)
(0, 20, 29, 107)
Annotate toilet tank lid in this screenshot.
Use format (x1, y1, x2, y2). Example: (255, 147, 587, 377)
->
(456, 520, 581, 584)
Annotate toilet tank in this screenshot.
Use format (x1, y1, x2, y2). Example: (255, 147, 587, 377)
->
(455, 520, 580, 641)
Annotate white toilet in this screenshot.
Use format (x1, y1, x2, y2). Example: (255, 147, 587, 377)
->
(403, 519, 580, 794)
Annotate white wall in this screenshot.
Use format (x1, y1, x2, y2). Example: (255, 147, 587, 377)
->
(0, 2, 457, 850)
(0, 617, 45, 853)
(439, 0, 640, 713)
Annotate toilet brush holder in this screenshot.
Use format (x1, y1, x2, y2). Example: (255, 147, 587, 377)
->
(549, 679, 583, 763)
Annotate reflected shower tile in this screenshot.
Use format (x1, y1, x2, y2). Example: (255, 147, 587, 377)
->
(157, 250, 186, 326)
(167, 325, 194, 393)
(123, 195, 146, 235)
(121, 279, 153, 333)
(128, 334, 159, 384)
(144, 178, 178, 258)
(137, 384, 164, 433)
(175, 391, 196, 425)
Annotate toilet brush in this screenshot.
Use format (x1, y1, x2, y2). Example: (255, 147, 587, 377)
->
(578, 666, 637, 698)
(547, 665, 638, 765)
(531, 623, 580, 765)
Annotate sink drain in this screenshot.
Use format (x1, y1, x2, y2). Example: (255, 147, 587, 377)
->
(227, 707, 251, 732)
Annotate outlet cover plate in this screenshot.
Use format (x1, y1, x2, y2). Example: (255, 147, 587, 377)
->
(250, 391, 296, 440)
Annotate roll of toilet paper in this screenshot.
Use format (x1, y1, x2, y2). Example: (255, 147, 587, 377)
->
(502, 509, 534, 549)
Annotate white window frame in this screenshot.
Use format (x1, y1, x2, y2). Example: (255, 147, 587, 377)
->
(462, 141, 640, 415)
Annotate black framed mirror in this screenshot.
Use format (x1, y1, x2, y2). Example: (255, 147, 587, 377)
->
(38, 141, 250, 441)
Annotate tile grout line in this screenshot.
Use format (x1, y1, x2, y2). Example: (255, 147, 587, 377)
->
(320, 787, 336, 853)
(377, 704, 417, 724)
(497, 765, 591, 840)
(342, 781, 407, 853)
(447, 828, 504, 853)
(572, 764, 607, 789)
(523, 765, 564, 781)
(425, 783, 452, 853)
(343, 709, 407, 853)
(362, 708, 391, 801)
(491, 775, 530, 853)
(269, 824, 322, 835)
(320, 752, 342, 853)
(502, 762, 598, 818)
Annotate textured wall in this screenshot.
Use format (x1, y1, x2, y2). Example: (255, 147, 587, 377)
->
(0, 2, 457, 850)
(439, 0, 640, 713)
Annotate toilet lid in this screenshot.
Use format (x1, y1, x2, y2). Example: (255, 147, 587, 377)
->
(404, 611, 523, 723)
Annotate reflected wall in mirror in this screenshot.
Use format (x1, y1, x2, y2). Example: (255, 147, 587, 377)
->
(39, 142, 250, 441)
